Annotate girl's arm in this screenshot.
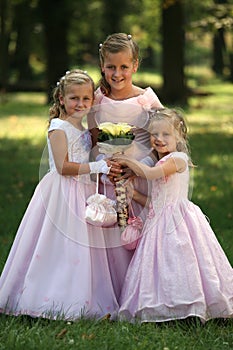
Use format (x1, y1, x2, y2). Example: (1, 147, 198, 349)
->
(49, 130, 110, 176)
(124, 179, 150, 207)
(113, 155, 186, 181)
(87, 109, 99, 149)
(132, 189, 150, 207)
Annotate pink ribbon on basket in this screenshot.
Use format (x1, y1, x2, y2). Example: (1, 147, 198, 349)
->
(127, 216, 143, 229)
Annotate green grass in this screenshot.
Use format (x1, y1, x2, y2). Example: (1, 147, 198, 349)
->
(0, 315, 232, 350)
(0, 69, 232, 349)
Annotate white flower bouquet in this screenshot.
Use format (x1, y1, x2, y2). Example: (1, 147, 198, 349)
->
(97, 122, 135, 155)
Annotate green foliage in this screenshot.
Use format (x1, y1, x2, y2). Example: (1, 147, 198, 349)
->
(3, 0, 232, 86)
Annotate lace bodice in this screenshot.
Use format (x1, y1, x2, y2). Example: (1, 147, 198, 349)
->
(47, 119, 92, 172)
(150, 152, 189, 213)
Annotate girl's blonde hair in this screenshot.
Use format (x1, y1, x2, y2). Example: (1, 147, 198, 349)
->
(98, 33, 140, 96)
(49, 69, 95, 125)
(148, 108, 192, 162)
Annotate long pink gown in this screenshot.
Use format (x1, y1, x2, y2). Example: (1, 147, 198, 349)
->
(0, 119, 130, 320)
(118, 152, 233, 323)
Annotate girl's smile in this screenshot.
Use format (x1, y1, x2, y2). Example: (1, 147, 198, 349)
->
(59, 82, 94, 119)
(101, 50, 138, 97)
(150, 119, 177, 158)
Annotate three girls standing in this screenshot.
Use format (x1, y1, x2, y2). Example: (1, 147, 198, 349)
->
(0, 33, 232, 323)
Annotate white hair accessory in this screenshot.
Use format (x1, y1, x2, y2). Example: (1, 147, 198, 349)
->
(99, 43, 103, 48)
(65, 71, 70, 75)
(127, 34, 132, 40)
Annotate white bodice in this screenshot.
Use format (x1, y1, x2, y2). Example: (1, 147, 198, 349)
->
(150, 152, 190, 211)
(47, 119, 92, 172)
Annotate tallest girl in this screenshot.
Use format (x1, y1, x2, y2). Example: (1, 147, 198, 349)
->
(88, 33, 163, 222)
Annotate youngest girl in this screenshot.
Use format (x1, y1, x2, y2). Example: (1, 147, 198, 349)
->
(0, 70, 121, 320)
(114, 108, 233, 323)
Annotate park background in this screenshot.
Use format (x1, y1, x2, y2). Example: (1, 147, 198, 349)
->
(0, 0, 232, 349)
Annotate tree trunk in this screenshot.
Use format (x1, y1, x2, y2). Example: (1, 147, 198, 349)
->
(38, 0, 72, 103)
(0, 0, 10, 92)
(161, 0, 187, 105)
(13, 0, 33, 86)
(212, 0, 231, 80)
(101, 0, 129, 35)
(212, 27, 226, 76)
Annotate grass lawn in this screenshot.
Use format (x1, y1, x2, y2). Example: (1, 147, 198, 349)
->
(0, 68, 232, 349)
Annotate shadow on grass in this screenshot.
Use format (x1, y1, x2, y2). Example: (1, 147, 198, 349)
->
(0, 137, 45, 267)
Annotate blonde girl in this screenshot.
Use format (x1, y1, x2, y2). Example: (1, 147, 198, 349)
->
(0, 70, 122, 321)
(115, 108, 233, 323)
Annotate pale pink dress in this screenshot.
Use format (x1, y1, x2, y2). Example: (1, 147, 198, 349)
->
(90, 87, 163, 220)
(0, 119, 130, 320)
(118, 152, 233, 323)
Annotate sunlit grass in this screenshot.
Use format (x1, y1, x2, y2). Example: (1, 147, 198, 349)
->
(0, 92, 48, 143)
(133, 70, 162, 86)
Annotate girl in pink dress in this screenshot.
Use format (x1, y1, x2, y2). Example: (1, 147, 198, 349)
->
(114, 108, 233, 323)
(0, 70, 121, 320)
(88, 32, 163, 224)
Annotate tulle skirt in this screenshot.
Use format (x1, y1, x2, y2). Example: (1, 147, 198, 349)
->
(0, 171, 132, 320)
(118, 200, 233, 323)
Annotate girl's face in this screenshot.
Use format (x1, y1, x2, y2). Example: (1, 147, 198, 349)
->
(59, 82, 94, 119)
(101, 49, 138, 93)
(150, 119, 178, 158)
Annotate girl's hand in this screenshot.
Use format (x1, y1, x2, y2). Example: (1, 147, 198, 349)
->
(106, 159, 123, 177)
(113, 167, 136, 182)
(112, 154, 130, 167)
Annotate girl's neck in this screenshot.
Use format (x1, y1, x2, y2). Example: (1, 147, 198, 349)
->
(62, 116, 85, 131)
(109, 85, 139, 100)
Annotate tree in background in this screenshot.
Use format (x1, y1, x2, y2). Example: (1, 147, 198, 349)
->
(0, 0, 10, 93)
(188, 0, 233, 82)
(161, 0, 187, 104)
(101, 0, 129, 35)
(38, 0, 74, 102)
(123, 0, 161, 70)
(68, 0, 103, 66)
(0, 0, 45, 92)
(1, 0, 232, 103)
(12, 0, 34, 87)
(212, 0, 233, 81)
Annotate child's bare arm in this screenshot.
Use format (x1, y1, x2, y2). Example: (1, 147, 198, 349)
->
(113, 154, 186, 180)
